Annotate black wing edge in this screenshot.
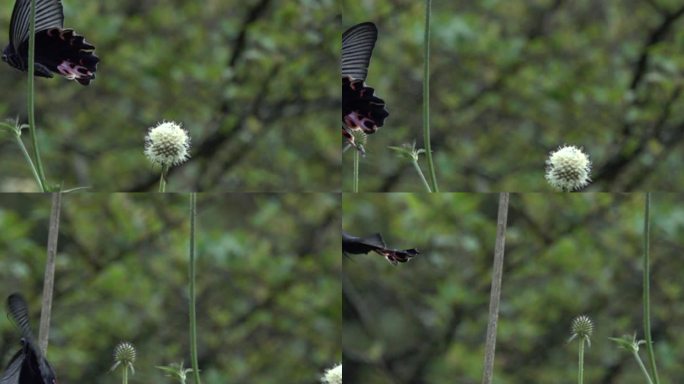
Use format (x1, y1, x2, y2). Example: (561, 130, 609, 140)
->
(342, 22, 378, 81)
(0, 349, 23, 384)
(9, 0, 64, 51)
(6, 293, 32, 338)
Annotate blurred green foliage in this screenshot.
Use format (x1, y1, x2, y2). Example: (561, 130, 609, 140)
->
(343, 193, 684, 383)
(343, 0, 684, 191)
(0, 0, 339, 192)
(0, 193, 340, 383)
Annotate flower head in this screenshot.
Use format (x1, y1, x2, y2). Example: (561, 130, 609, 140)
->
(569, 315, 594, 346)
(144, 121, 190, 167)
(111, 341, 136, 374)
(545, 145, 591, 191)
(389, 141, 426, 162)
(321, 363, 342, 384)
(609, 332, 646, 353)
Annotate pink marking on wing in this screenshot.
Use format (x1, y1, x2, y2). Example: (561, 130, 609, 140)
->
(57, 61, 93, 81)
(344, 112, 377, 134)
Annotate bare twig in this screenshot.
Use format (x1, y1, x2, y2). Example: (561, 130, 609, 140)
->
(481, 193, 510, 384)
(39, 192, 62, 355)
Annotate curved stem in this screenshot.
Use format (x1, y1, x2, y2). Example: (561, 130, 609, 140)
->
(422, 0, 438, 192)
(643, 192, 660, 383)
(411, 159, 431, 192)
(353, 150, 359, 192)
(189, 193, 202, 384)
(634, 350, 655, 384)
(14, 134, 42, 189)
(27, 0, 47, 191)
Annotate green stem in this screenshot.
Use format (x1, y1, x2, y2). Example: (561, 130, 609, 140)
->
(422, 0, 438, 192)
(353, 150, 359, 192)
(14, 134, 42, 189)
(27, 0, 47, 191)
(411, 159, 431, 192)
(634, 350, 655, 384)
(578, 339, 584, 384)
(122, 367, 128, 384)
(189, 193, 201, 384)
(159, 165, 169, 192)
(643, 192, 660, 384)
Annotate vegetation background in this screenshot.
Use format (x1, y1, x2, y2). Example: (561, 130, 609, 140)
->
(0, 0, 339, 192)
(0, 193, 340, 383)
(343, 193, 684, 383)
(343, 0, 684, 192)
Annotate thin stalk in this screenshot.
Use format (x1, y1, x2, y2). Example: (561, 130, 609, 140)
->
(353, 150, 359, 192)
(39, 192, 61, 355)
(643, 192, 660, 383)
(122, 367, 128, 384)
(411, 159, 431, 192)
(189, 193, 201, 384)
(481, 193, 509, 384)
(14, 134, 42, 189)
(27, 0, 47, 191)
(578, 340, 585, 384)
(633, 350, 655, 384)
(159, 165, 169, 192)
(422, 0, 438, 192)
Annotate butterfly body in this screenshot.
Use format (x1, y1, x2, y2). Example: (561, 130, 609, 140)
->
(3, 0, 98, 85)
(0, 294, 58, 384)
(341, 22, 388, 151)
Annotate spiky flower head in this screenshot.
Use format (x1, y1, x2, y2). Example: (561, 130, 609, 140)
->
(321, 363, 342, 384)
(545, 145, 591, 191)
(569, 315, 594, 346)
(144, 121, 190, 167)
(351, 129, 367, 148)
(111, 341, 136, 374)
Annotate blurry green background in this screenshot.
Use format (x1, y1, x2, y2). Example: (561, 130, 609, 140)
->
(343, 193, 684, 383)
(0, 0, 339, 192)
(0, 193, 340, 383)
(343, 0, 684, 191)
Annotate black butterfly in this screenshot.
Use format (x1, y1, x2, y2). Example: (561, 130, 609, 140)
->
(0, 294, 57, 384)
(342, 22, 389, 152)
(2, 0, 99, 85)
(343, 231, 418, 265)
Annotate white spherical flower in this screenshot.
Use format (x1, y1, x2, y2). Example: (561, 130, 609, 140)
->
(144, 121, 190, 167)
(321, 364, 342, 384)
(545, 145, 591, 191)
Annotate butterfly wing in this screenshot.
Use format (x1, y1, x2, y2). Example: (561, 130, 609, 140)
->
(342, 232, 419, 265)
(341, 22, 377, 81)
(8, 0, 64, 53)
(342, 232, 386, 255)
(341, 22, 388, 142)
(0, 350, 23, 384)
(22, 340, 56, 384)
(4, 295, 57, 384)
(6, 294, 34, 340)
(375, 247, 419, 265)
